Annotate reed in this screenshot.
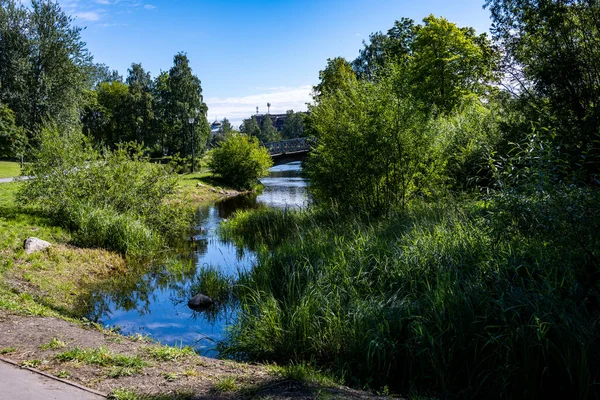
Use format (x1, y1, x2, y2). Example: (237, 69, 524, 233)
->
(221, 193, 600, 398)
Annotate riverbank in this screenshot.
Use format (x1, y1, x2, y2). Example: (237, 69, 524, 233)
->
(0, 312, 386, 399)
(0, 174, 384, 399)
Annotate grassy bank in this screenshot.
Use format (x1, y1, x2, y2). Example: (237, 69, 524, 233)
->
(221, 191, 600, 399)
(0, 165, 241, 319)
(0, 161, 21, 178)
(0, 176, 369, 399)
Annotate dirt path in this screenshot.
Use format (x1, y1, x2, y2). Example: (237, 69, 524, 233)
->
(0, 312, 387, 399)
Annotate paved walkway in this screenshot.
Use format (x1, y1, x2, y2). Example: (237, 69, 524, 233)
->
(0, 359, 105, 399)
(0, 176, 29, 183)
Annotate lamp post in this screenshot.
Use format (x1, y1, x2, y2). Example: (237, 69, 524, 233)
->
(188, 116, 195, 173)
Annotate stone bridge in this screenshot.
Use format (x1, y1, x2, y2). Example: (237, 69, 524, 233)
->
(264, 137, 312, 157)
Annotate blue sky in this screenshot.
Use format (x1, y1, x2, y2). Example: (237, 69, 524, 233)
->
(58, 0, 492, 127)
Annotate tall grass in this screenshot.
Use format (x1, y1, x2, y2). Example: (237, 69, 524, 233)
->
(220, 192, 600, 398)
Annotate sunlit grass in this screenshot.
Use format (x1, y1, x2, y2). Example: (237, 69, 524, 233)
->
(0, 161, 21, 179)
(55, 346, 147, 369)
(222, 195, 600, 398)
(145, 345, 196, 361)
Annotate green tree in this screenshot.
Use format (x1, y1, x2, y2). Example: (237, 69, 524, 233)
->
(282, 110, 305, 139)
(220, 117, 233, 134)
(410, 15, 499, 112)
(26, 0, 92, 134)
(259, 114, 279, 143)
(240, 116, 261, 138)
(82, 81, 129, 146)
(313, 57, 357, 101)
(0, 103, 27, 158)
(0, 0, 30, 129)
(485, 0, 600, 179)
(126, 63, 155, 145)
(90, 63, 122, 87)
(352, 18, 415, 81)
(152, 71, 172, 156)
(307, 68, 441, 214)
(208, 133, 273, 190)
(164, 53, 209, 159)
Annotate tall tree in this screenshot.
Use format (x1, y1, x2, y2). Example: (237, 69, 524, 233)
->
(220, 117, 233, 134)
(485, 0, 600, 178)
(90, 63, 122, 87)
(0, 0, 30, 127)
(0, 103, 27, 158)
(82, 81, 129, 146)
(259, 114, 279, 143)
(313, 57, 357, 101)
(410, 15, 499, 112)
(164, 52, 209, 157)
(26, 0, 92, 134)
(240, 116, 261, 138)
(282, 110, 305, 139)
(352, 18, 415, 81)
(126, 63, 154, 145)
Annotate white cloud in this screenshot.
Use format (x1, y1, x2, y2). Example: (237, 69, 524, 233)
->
(206, 85, 314, 128)
(143, 4, 156, 9)
(75, 11, 101, 21)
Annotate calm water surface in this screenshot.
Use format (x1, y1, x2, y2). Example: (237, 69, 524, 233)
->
(86, 161, 307, 356)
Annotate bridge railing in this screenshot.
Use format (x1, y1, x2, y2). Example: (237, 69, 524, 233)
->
(264, 137, 313, 156)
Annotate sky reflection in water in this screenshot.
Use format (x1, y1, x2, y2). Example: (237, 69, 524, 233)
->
(89, 161, 307, 356)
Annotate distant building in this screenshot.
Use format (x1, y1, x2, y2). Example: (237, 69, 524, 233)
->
(210, 120, 222, 133)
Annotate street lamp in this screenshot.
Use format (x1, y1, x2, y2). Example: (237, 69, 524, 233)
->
(188, 116, 195, 173)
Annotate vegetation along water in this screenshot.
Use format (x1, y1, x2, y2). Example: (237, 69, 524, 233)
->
(1, 0, 600, 399)
(82, 161, 309, 356)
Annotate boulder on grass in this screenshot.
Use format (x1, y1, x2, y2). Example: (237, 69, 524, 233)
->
(23, 237, 51, 255)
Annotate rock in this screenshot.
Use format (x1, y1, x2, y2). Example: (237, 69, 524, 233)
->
(210, 187, 217, 193)
(23, 237, 51, 255)
(196, 182, 204, 187)
(188, 293, 213, 310)
(219, 190, 225, 194)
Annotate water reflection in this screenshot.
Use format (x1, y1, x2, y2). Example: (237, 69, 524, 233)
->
(84, 160, 307, 356)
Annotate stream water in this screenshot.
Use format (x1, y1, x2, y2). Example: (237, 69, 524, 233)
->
(85, 160, 308, 356)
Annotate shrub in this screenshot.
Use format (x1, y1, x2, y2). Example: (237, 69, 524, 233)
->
(208, 133, 272, 190)
(18, 126, 189, 255)
(306, 68, 443, 215)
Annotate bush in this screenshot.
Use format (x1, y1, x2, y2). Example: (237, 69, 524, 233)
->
(306, 68, 443, 215)
(208, 133, 272, 190)
(18, 126, 189, 255)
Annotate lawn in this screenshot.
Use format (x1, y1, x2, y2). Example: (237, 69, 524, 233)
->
(0, 161, 21, 179)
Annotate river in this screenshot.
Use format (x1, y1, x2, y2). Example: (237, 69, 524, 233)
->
(85, 160, 308, 356)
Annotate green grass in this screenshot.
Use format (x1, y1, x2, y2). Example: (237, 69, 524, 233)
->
(40, 337, 66, 350)
(213, 376, 239, 393)
(55, 346, 147, 369)
(221, 192, 600, 399)
(267, 362, 340, 387)
(145, 345, 195, 361)
(0, 161, 21, 179)
(108, 388, 139, 400)
(0, 347, 16, 354)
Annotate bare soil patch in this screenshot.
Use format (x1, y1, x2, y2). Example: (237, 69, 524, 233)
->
(0, 312, 387, 399)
